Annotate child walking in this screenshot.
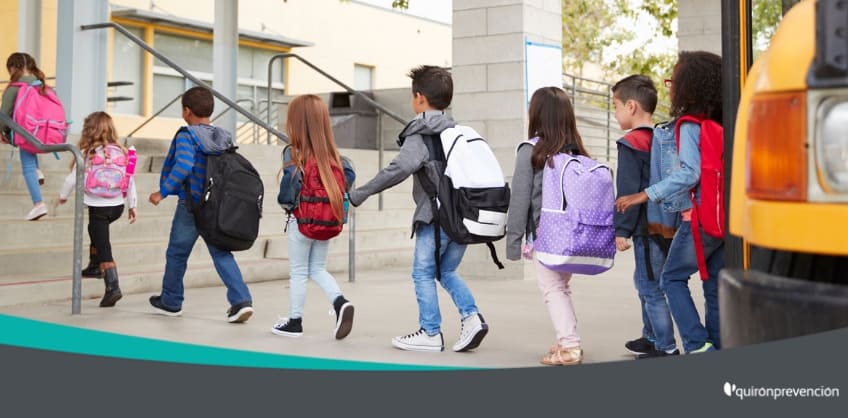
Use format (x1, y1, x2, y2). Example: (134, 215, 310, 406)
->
(272, 94, 355, 340)
(505, 86, 589, 366)
(348, 65, 489, 353)
(1, 52, 50, 220)
(58, 111, 137, 307)
(611, 75, 679, 358)
(148, 86, 255, 323)
(616, 51, 724, 354)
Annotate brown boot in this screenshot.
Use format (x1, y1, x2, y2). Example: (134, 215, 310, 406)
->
(99, 262, 122, 307)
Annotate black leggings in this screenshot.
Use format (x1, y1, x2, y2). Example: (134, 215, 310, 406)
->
(88, 205, 124, 264)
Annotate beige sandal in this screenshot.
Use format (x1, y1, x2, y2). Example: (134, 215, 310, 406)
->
(541, 346, 583, 366)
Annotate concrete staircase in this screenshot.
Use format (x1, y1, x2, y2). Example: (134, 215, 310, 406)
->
(0, 138, 416, 308)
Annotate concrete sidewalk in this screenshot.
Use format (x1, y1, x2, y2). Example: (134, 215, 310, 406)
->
(0, 254, 707, 369)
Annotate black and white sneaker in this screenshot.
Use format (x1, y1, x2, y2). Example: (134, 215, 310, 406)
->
(624, 337, 654, 355)
(149, 295, 182, 317)
(637, 348, 680, 359)
(452, 313, 489, 352)
(227, 302, 254, 323)
(332, 296, 354, 340)
(271, 317, 303, 337)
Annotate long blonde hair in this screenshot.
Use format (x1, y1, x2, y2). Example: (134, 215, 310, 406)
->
(285, 95, 344, 222)
(73, 111, 124, 169)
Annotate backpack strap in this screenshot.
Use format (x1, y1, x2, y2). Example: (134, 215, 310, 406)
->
(673, 115, 712, 281)
(418, 134, 446, 280)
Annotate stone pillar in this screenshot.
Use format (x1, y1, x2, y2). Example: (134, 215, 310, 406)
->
(452, 0, 562, 280)
(213, 0, 238, 134)
(56, 0, 108, 135)
(678, 0, 722, 54)
(17, 0, 42, 61)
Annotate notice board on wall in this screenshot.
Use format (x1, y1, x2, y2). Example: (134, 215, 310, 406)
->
(525, 39, 563, 102)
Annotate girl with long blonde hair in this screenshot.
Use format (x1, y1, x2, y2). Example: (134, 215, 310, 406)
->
(58, 111, 138, 308)
(272, 94, 355, 340)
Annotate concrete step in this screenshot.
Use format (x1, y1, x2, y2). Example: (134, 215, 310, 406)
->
(0, 221, 414, 278)
(0, 246, 414, 308)
(0, 207, 414, 250)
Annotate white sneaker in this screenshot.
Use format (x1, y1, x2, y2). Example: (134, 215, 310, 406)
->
(391, 328, 444, 352)
(25, 203, 47, 221)
(452, 313, 489, 352)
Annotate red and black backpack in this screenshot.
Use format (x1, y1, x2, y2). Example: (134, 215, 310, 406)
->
(292, 158, 347, 240)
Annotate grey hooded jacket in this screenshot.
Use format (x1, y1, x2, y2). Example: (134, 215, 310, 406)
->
(348, 111, 455, 233)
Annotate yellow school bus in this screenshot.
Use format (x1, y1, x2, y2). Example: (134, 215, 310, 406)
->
(721, 0, 848, 346)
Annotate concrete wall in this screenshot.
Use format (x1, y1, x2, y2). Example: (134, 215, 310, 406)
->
(678, 0, 722, 55)
(451, 0, 562, 280)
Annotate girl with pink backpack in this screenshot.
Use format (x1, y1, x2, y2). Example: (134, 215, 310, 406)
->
(0, 52, 58, 220)
(58, 112, 138, 308)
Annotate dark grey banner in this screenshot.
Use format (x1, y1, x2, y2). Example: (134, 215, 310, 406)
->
(1, 327, 845, 417)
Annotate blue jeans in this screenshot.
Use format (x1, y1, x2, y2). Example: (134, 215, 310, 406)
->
(413, 223, 478, 336)
(19, 149, 42, 204)
(159, 201, 252, 309)
(661, 221, 723, 353)
(632, 237, 676, 352)
(287, 218, 342, 318)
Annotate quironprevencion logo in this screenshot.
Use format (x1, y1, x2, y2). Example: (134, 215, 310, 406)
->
(723, 381, 840, 400)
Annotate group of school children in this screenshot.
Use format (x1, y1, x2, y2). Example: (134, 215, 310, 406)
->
(1, 49, 724, 366)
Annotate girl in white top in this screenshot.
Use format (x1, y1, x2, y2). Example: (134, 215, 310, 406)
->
(58, 111, 137, 307)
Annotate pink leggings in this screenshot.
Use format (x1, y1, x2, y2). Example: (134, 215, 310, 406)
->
(535, 259, 581, 348)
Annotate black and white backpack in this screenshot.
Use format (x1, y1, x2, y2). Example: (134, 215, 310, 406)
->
(419, 125, 510, 278)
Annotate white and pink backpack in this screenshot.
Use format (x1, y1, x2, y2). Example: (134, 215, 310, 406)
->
(10, 80, 68, 154)
(85, 144, 136, 198)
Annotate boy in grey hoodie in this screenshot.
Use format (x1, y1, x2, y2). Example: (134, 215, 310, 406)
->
(348, 65, 489, 352)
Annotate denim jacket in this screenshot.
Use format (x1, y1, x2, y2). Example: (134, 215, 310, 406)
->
(645, 120, 700, 213)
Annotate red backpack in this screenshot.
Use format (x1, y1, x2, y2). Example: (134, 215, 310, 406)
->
(292, 158, 346, 240)
(675, 115, 724, 280)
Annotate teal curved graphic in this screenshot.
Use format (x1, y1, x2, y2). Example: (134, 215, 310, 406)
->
(0, 314, 465, 371)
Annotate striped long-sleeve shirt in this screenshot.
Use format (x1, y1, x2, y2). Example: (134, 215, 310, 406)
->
(159, 124, 232, 203)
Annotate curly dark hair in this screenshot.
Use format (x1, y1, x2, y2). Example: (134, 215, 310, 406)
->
(669, 51, 722, 122)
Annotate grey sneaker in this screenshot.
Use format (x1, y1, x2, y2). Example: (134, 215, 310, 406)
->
(391, 328, 444, 352)
(452, 313, 489, 352)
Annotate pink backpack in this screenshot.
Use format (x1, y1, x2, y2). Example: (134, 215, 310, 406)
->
(10, 80, 68, 154)
(85, 144, 130, 198)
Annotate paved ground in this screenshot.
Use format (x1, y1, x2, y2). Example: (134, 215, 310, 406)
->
(0, 254, 707, 369)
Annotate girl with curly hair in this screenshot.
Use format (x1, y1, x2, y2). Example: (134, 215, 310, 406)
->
(58, 111, 138, 307)
(615, 51, 724, 354)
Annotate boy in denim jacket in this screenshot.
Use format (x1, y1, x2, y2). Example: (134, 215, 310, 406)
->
(612, 75, 679, 359)
(348, 66, 488, 353)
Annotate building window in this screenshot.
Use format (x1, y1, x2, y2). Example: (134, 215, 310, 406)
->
(354, 64, 374, 91)
(110, 26, 144, 115)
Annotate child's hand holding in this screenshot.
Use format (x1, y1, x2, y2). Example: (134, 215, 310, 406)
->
(128, 208, 137, 224)
(615, 237, 631, 252)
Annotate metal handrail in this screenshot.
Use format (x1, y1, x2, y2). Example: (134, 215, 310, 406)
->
(126, 93, 182, 139)
(211, 98, 256, 123)
(0, 112, 86, 315)
(81, 22, 289, 144)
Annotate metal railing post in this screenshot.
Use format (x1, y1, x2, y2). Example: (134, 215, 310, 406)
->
(0, 113, 85, 314)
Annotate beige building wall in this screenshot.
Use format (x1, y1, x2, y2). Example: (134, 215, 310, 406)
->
(678, 0, 722, 54)
(110, 0, 452, 94)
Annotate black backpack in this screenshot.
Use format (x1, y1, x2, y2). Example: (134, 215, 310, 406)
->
(183, 128, 264, 251)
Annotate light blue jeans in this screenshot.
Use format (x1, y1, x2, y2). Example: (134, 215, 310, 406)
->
(287, 218, 342, 319)
(412, 223, 479, 336)
(159, 201, 253, 309)
(19, 148, 42, 204)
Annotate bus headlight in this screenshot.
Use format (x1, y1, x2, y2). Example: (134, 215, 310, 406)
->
(816, 99, 848, 193)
